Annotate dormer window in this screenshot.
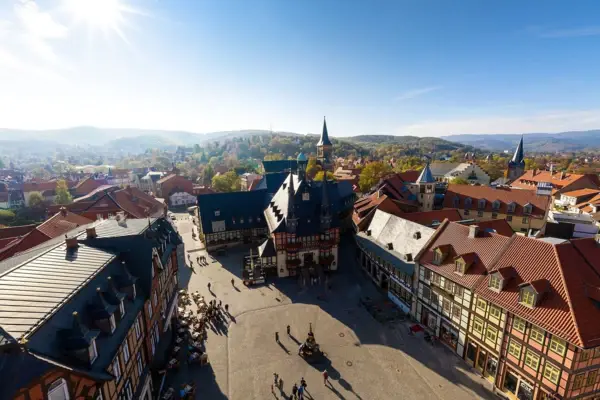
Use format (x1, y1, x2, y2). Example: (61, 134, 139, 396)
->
(387, 243, 394, 250)
(524, 203, 532, 214)
(464, 198, 472, 209)
(492, 200, 500, 211)
(507, 202, 516, 213)
(489, 275, 502, 291)
(302, 192, 310, 201)
(453, 196, 459, 208)
(478, 199, 486, 209)
(88, 338, 98, 364)
(520, 288, 536, 307)
(48, 378, 70, 400)
(455, 260, 465, 274)
(109, 314, 116, 333)
(214, 209, 220, 217)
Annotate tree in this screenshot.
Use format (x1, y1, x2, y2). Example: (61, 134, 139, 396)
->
(0, 210, 15, 225)
(28, 191, 45, 208)
(306, 157, 321, 179)
(359, 162, 391, 192)
(54, 179, 73, 204)
(313, 171, 336, 181)
(194, 144, 201, 154)
(202, 164, 214, 185)
(211, 171, 241, 193)
(451, 177, 470, 185)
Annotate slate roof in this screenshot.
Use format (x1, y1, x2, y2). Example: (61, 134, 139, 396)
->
(258, 238, 276, 258)
(509, 135, 525, 165)
(317, 118, 332, 146)
(197, 190, 268, 234)
(476, 236, 600, 348)
(264, 174, 353, 235)
(443, 184, 550, 219)
(0, 242, 116, 340)
(253, 172, 288, 194)
(415, 163, 435, 184)
(357, 210, 435, 276)
(417, 220, 513, 289)
(401, 209, 462, 227)
(262, 160, 298, 174)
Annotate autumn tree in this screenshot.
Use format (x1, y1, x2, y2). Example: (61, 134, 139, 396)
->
(451, 177, 470, 185)
(211, 171, 241, 193)
(359, 161, 391, 192)
(54, 179, 73, 204)
(306, 157, 322, 179)
(28, 191, 45, 208)
(313, 171, 336, 181)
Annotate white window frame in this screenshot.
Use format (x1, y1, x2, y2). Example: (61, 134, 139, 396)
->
(112, 357, 122, 382)
(88, 338, 98, 364)
(136, 351, 143, 376)
(147, 302, 153, 318)
(48, 378, 70, 400)
(134, 317, 141, 339)
(132, 283, 137, 299)
(123, 379, 133, 400)
(123, 339, 130, 364)
(109, 314, 116, 333)
(120, 300, 125, 317)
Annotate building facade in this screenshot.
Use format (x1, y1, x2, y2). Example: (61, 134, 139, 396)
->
(429, 162, 491, 185)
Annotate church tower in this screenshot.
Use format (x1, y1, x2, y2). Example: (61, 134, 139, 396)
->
(507, 135, 525, 181)
(414, 162, 436, 212)
(317, 117, 333, 170)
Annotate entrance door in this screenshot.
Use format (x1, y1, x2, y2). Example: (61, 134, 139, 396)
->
(466, 342, 477, 365)
(476, 349, 487, 373)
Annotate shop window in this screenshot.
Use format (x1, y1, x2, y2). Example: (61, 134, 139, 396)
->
(543, 363, 560, 384)
(524, 350, 540, 371)
(508, 340, 522, 358)
(550, 337, 566, 356)
(503, 370, 519, 394)
(513, 316, 526, 333)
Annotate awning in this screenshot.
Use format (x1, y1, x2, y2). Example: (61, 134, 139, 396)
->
(164, 293, 178, 332)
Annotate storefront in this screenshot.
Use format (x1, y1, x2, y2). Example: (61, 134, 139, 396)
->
(501, 367, 534, 400)
(439, 320, 459, 351)
(465, 340, 498, 384)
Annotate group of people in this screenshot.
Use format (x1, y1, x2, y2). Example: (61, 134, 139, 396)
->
(273, 373, 329, 399)
(187, 254, 210, 272)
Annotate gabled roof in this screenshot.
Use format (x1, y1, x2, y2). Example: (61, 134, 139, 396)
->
(477, 236, 600, 348)
(443, 184, 550, 218)
(157, 174, 177, 184)
(73, 177, 109, 197)
(197, 190, 267, 234)
(466, 219, 515, 238)
(401, 209, 462, 227)
(560, 188, 600, 199)
(0, 224, 38, 239)
(512, 170, 600, 192)
(258, 238, 276, 258)
(417, 220, 513, 289)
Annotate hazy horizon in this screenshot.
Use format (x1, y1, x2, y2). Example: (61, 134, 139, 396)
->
(2, 0, 600, 136)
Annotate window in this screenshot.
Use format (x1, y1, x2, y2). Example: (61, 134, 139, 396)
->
(521, 289, 535, 307)
(492, 200, 500, 211)
(214, 209, 220, 217)
(134, 317, 141, 339)
(88, 338, 98, 364)
(422, 285, 431, 301)
(579, 350, 590, 362)
(524, 350, 540, 370)
(112, 357, 122, 381)
(123, 339, 130, 363)
(506, 215, 512, 221)
(477, 211, 484, 217)
(451, 304, 461, 319)
(524, 204, 532, 214)
(476, 298, 487, 311)
(513, 317, 526, 333)
(530, 326, 544, 344)
(550, 337, 566, 356)
(48, 378, 70, 400)
(486, 326, 498, 343)
(147, 302, 153, 318)
(464, 209, 470, 216)
(507, 202, 516, 213)
(453, 196, 459, 208)
(465, 198, 472, 209)
(490, 305, 501, 319)
(543, 363, 560, 384)
(424, 268, 432, 281)
(491, 212, 498, 219)
(586, 370, 598, 386)
(489, 275, 501, 290)
(153, 292, 158, 306)
(508, 340, 522, 358)
(454, 286, 464, 298)
(109, 314, 116, 333)
(573, 374, 585, 390)
(120, 300, 125, 317)
(136, 352, 144, 376)
(122, 379, 133, 400)
(473, 317, 484, 334)
(478, 199, 486, 209)
(433, 251, 442, 264)
(442, 298, 451, 313)
(522, 217, 529, 224)
(455, 260, 465, 274)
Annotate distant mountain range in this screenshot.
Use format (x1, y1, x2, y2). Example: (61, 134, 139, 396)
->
(346, 135, 473, 151)
(442, 130, 600, 153)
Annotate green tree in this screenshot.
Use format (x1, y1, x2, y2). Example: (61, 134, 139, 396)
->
(211, 171, 241, 193)
(194, 144, 201, 154)
(451, 177, 470, 185)
(313, 171, 336, 181)
(203, 164, 214, 185)
(28, 191, 45, 208)
(0, 210, 15, 225)
(359, 162, 391, 192)
(306, 157, 322, 179)
(54, 179, 73, 204)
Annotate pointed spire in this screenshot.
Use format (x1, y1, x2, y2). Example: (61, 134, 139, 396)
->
(317, 116, 332, 146)
(511, 135, 524, 164)
(415, 161, 435, 184)
(286, 173, 298, 233)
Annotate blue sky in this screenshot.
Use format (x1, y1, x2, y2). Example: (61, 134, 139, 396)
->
(1, 0, 600, 137)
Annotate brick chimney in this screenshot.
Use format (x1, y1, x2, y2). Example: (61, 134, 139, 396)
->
(86, 227, 97, 239)
(560, 171, 565, 180)
(468, 225, 479, 238)
(65, 235, 78, 249)
(532, 168, 537, 177)
(59, 206, 67, 216)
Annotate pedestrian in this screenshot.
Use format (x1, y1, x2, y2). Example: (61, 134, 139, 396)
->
(297, 384, 304, 400)
(273, 372, 279, 386)
(322, 369, 329, 385)
(298, 343, 304, 355)
(231, 278, 235, 286)
(224, 304, 229, 313)
(287, 325, 291, 336)
(301, 377, 307, 388)
(219, 300, 222, 308)
(275, 332, 279, 342)
(292, 383, 298, 399)
(207, 282, 211, 290)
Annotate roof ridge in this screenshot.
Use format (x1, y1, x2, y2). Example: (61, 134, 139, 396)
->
(414, 218, 450, 262)
(552, 242, 585, 347)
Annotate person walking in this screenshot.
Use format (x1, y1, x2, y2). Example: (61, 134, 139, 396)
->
(275, 332, 279, 343)
(231, 278, 235, 286)
(207, 282, 211, 290)
(224, 304, 229, 313)
(219, 300, 222, 308)
(292, 383, 298, 399)
(300, 377, 307, 389)
(297, 384, 304, 400)
(322, 369, 329, 385)
(273, 373, 279, 386)
(287, 325, 291, 336)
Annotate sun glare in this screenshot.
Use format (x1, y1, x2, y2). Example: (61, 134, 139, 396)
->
(68, 0, 123, 28)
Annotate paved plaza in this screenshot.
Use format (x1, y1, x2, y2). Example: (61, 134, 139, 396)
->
(168, 212, 497, 400)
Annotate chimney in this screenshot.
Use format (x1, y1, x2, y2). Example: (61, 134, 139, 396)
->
(65, 236, 78, 249)
(550, 164, 554, 175)
(560, 171, 565, 180)
(116, 211, 127, 227)
(59, 206, 67, 216)
(532, 168, 537, 177)
(468, 225, 479, 238)
(86, 227, 97, 239)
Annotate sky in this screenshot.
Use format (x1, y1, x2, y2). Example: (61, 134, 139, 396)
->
(1, 0, 600, 137)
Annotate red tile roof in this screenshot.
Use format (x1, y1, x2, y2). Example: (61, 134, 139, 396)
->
(512, 170, 600, 193)
(401, 209, 462, 227)
(0, 224, 38, 239)
(111, 187, 165, 218)
(157, 174, 177, 184)
(443, 184, 550, 219)
(417, 220, 513, 289)
(22, 180, 76, 192)
(73, 177, 109, 196)
(470, 219, 514, 238)
(476, 236, 600, 348)
(352, 193, 405, 230)
(560, 188, 600, 199)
